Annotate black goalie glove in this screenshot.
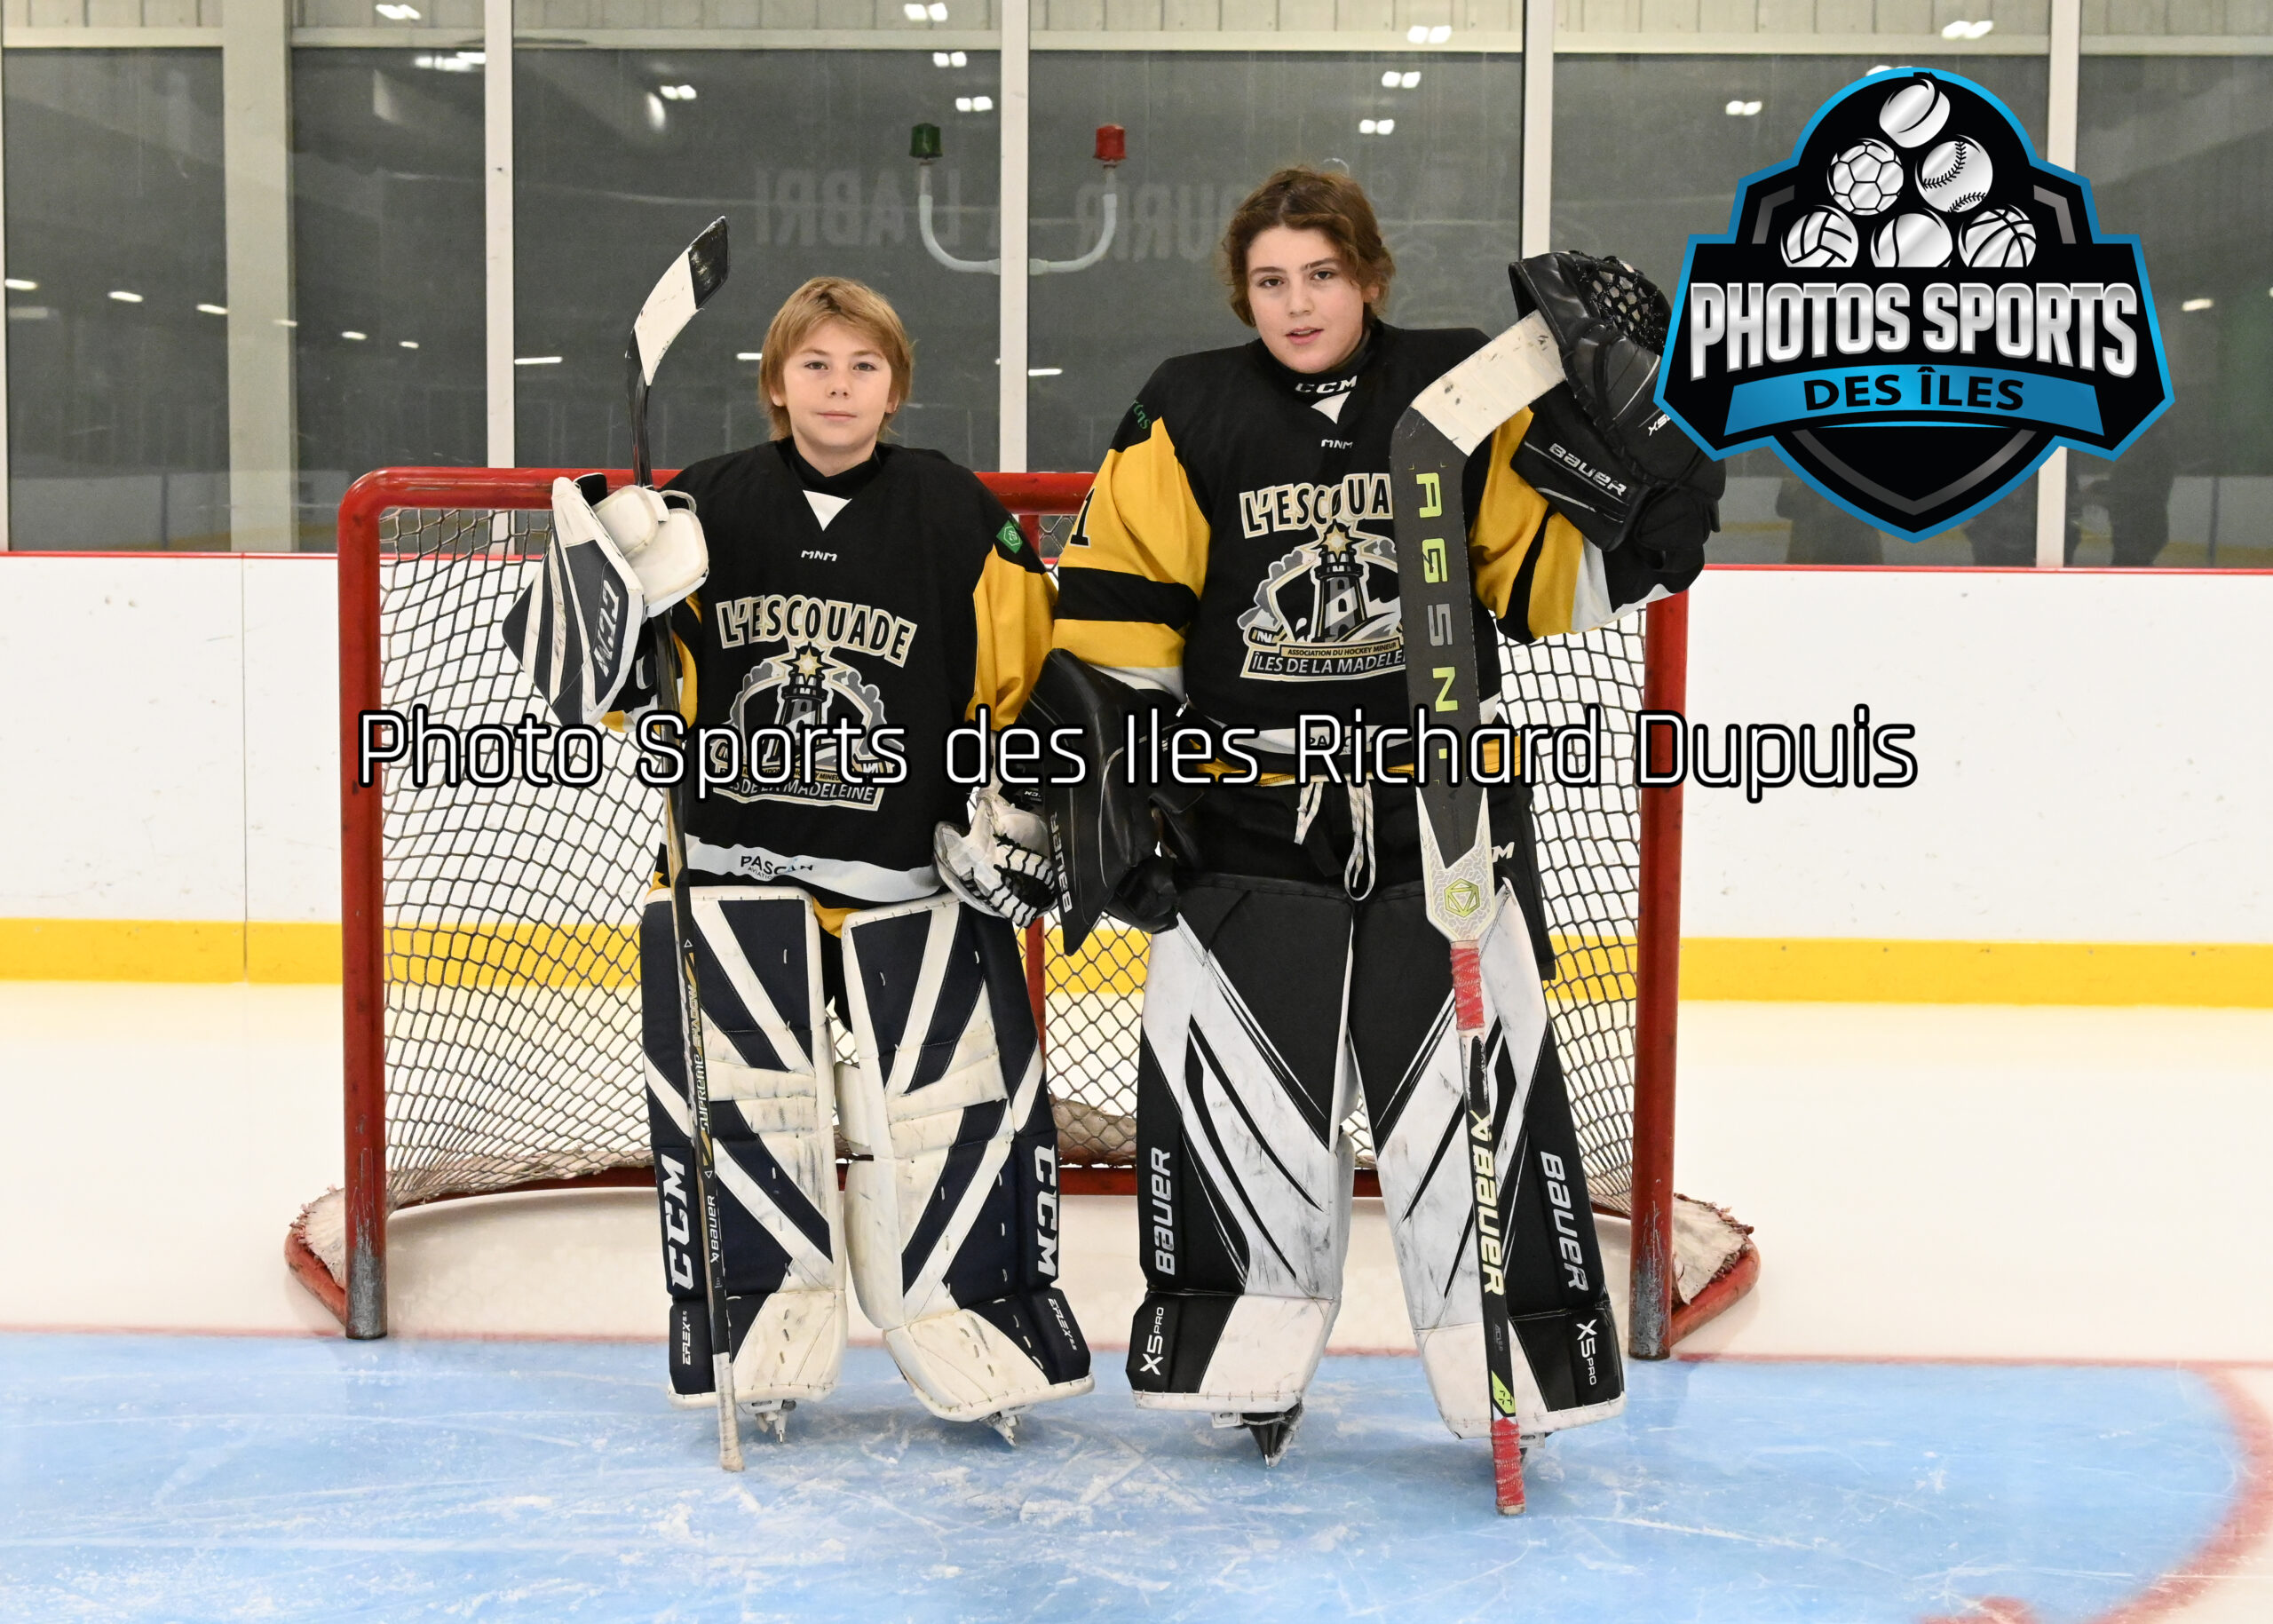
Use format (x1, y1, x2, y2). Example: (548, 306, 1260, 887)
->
(1507, 253, 1725, 575)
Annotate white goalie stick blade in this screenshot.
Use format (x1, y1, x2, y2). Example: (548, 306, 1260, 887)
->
(1390, 318, 1572, 1516)
(633, 216, 731, 386)
(629, 218, 729, 490)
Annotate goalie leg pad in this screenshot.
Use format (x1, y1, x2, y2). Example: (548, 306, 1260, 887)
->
(837, 892, 1091, 1422)
(643, 883, 846, 1405)
(1352, 880, 1625, 1438)
(1125, 876, 1357, 1414)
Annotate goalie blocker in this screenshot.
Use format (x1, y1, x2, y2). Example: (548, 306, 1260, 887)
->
(642, 881, 1092, 1427)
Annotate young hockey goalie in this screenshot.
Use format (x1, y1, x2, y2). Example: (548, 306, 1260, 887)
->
(598, 277, 1090, 1439)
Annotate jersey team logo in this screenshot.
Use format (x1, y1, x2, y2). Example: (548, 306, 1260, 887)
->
(717, 640, 892, 809)
(1655, 69, 2170, 537)
(1237, 474, 1405, 681)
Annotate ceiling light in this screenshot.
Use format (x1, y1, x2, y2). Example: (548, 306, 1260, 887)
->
(1941, 17, 1992, 36)
(196, 303, 226, 315)
(956, 96, 972, 111)
(3, 278, 35, 291)
(1382, 69, 1399, 86)
(659, 83, 696, 99)
(399, 339, 419, 348)
(928, 2, 947, 16)
(108, 289, 144, 303)
(2182, 297, 2214, 311)
(904, 1, 926, 14)
(342, 330, 368, 340)
(1406, 22, 1427, 39)
(645, 92, 666, 130)
(1027, 367, 1064, 376)
(935, 51, 953, 64)
(1400, 70, 1422, 87)
(514, 355, 562, 366)
(374, 2, 421, 17)
(1428, 23, 1450, 40)
(950, 49, 966, 63)
(275, 318, 297, 328)
(737, 351, 762, 360)
(1359, 118, 1377, 134)
(1725, 99, 1761, 115)
(1870, 62, 1893, 71)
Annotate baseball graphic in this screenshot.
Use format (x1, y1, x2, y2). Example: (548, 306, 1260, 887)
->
(1960, 202, 2038, 267)
(1872, 210, 1954, 267)
(1827, 139, 1905, 216)
(1919, 137, 1994, 213)
(1878, 75, 1951, 148)
(1782, 205, 1860, 268)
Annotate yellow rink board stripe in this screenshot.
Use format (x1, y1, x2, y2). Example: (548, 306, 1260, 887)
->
(1, 918, 2268, 1007)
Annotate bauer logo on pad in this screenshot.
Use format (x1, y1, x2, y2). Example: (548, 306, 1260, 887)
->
(1655, 69, 2170, 538)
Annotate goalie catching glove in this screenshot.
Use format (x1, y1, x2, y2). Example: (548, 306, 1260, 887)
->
(1506, 253, 1724, 574)
(500, 472, 709, 727)
(935, 780, 1060, 930)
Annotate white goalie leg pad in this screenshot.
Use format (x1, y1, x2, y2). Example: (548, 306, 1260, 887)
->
(679, 884, 847, 1402)
(1125, 880, 1357, 1415)
(838, 892, 1093, 1422)
(1366, 885, 1626, 1438)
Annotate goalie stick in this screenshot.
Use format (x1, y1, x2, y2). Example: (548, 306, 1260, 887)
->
(622, 218, 745, 1470)
(1392, 310, 1568, 1515)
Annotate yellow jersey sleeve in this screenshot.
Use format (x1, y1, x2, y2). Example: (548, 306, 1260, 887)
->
(1468, 410, 1619, 643)
(969, 532, 1057, 726)
(1050, 410, 1209, 698)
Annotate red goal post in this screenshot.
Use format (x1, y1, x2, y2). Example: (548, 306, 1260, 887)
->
(297, 465, 1755, 1358)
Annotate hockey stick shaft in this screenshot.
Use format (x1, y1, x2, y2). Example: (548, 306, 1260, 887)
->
(624, 216, 739, 1470)
(1392, 312, 1566, 1516)
(652, 625, 743, 1473)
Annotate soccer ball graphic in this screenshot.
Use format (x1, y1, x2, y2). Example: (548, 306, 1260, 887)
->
(1960, 202, 2038, 267)
(1827, 139, 1904, 216)
(1782, 205, 1860, 268)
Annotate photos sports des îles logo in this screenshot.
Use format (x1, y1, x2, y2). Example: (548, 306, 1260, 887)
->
(1654, 68, 2171, 538)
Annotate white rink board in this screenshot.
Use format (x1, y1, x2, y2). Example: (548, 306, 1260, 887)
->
(0, 555, 2267, 945)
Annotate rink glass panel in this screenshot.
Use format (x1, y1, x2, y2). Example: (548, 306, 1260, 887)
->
(1, 51, 230, 551)
(510, 49, 1006, 472)
(291, 51, 489, 549)
(1026, 51, 1524, 477)
(2074, 56, 2273, 569)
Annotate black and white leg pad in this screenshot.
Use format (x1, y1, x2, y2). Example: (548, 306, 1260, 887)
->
(837, 892, 1093, 1422)
(1356, 883, 1626, 1438)
(1125, 879, 1357, 1415)
(645, 883, 845, 1406)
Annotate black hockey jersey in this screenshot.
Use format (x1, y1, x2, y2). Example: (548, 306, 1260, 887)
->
(651, 440, 1052, 911)
(1052, 320, 1690, 749)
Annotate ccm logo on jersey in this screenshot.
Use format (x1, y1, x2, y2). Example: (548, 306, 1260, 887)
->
(1540, 1150, 1592, 1292)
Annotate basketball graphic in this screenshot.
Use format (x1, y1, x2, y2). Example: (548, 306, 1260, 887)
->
(1782, 205, 1860, 268)
(1919, 137, 1994, 214)
(1878, 75, 1950, 148)
(1960, 202, 2038, 267)
(1828, 139, 1904, 215)
(1871, 210, 1954, 267)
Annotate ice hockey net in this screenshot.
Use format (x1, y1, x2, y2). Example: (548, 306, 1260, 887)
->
(289, 467, 1756, 1354)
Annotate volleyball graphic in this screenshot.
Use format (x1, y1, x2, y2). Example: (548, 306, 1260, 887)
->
(1782, 205, 1860, 268)
(1871, 210, 1954, 267)
(1960, 202, 2038, 267)
(1919, 137, 1994, 213)
(1827, 139, 1905, 215)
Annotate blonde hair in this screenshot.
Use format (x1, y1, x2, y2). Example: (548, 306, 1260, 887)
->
(759, 277, 915, 439)
(1220, 167, 1396, 328)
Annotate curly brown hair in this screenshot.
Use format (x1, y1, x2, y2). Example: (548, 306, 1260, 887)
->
(1219, 167, 1397, 328)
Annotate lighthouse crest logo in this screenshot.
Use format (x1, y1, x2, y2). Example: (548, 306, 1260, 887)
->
(1655, 69, 2171, 538)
